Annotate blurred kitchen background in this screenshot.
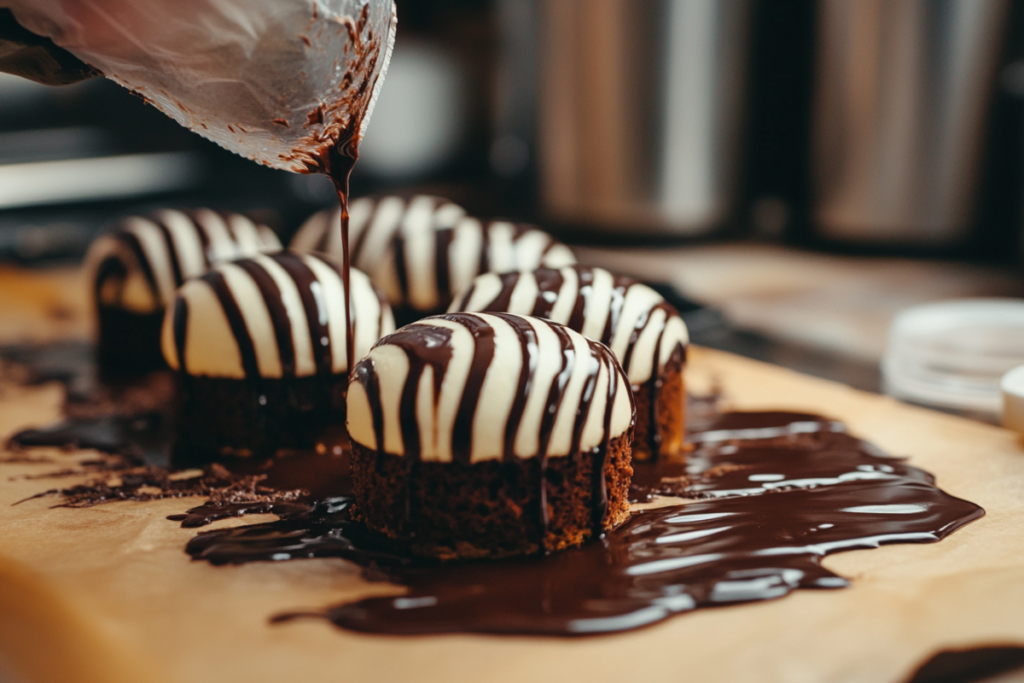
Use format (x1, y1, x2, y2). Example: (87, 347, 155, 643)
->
(5, 0, 1024, 416)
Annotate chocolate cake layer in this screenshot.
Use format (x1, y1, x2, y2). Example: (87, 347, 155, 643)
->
(350, 434, 631, 559)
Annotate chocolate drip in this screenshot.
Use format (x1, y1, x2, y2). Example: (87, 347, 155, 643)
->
(532, 323, 574, 545)
(592, 341, 626, 533)
(335, 163, 357, 376)
(292, 30, 374, 374)
(380, 323, 455, 531)
(187, 411, 983, 637)
(299, 2, 388, 375)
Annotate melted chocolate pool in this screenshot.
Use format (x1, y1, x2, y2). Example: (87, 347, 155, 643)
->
(1, 344, 984, 636)
(186, 411, 982, 636)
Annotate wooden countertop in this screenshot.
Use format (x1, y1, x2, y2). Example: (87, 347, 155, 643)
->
(2, 265, 1024, 683)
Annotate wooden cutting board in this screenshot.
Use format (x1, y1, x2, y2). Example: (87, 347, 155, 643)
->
(1, 265, 1023, 683)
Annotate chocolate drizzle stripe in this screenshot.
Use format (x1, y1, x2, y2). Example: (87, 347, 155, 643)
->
(568, 268, 591, 333)
(446, 314, 496, 466)
(116, 232, 161, 304)
(386, 324, 455, 462)
(353, 360, 386, 454)
(453, 266, 690, 396)
(455, 284, 473, 313)
(490, 272, 520, 316)
(602, 279, 626, 350)
(501, 315, 535, 463)
(434, 226, 454, 303)
(392, 235, 409, 307)
(271, 252, 333, 376)
(149, 218, 185, 289)
(234, 260, 297, 378)
(531, 269, 565, 320)
(537, 322, 575, 460)
(186, 210, 213, 262)
(292, 197, 576, 316)
(568, 351, 600, 460)
(204, 271, 261, 380)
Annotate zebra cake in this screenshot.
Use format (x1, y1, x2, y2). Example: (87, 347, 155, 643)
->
(162, 251, 394, 459)
(290, 194, 576, 322)
(86, 209, 281, 373)
(450, 266, 689, 460)
(346, 312, 635, 559)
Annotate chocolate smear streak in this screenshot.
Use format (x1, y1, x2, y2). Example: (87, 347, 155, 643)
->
(13, 459, 306, 516)
(2, 344, 349, 526)
(187, 411, 983, 637)
(6, 402, 350, 528)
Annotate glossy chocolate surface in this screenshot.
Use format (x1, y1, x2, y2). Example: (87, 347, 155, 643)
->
(187, 411, 982, 636)
(0, 340, 984, 637)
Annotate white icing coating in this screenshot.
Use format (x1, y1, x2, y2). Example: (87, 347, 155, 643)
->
(469, 313, 522, 462)
(290, 196, 577, 311)
(220, 262, 283, 378)
(450, 266, 689, 386)
(161, 252, 395, 379)
(86, 209, 281, 314)
(347, 312, 634, 463)
(171, 279, 244, 378)
(402, 197, 442, 312)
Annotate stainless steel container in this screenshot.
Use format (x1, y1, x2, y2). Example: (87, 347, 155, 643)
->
(812, 0, 1009, 246)
(537, 0, 751, 236)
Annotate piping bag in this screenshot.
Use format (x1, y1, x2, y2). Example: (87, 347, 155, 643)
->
(0, 0, 396, 170)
